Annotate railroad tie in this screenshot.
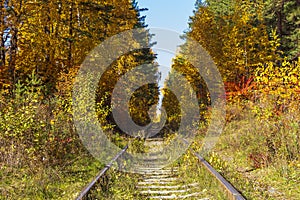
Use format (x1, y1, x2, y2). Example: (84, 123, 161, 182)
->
(134, 138, 210, 199)
(136, 167, 210, 199)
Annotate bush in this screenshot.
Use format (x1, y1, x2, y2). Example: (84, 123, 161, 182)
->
(0, 71, 82, 168)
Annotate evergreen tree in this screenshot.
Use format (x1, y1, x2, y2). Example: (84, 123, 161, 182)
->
(264, 0, 300, 60)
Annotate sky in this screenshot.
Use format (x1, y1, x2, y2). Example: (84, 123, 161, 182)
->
(136, 0, 196, 112)
(137, 0, 196, 33)
(137, 0, 196, 88)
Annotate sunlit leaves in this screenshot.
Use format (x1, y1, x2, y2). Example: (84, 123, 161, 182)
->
(254, 59, 300, 117)
(188, 0, 280, 83)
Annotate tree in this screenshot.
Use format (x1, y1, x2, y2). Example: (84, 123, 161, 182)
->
(0, 0, 157, 95)
(0, 0, 160, 138)
(187, 0, 279, 83)
(0, 0, 26, 91)
(264, 0, 300, 60)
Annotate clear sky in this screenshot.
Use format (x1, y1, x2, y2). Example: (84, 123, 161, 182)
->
(137, 0, 196, 33)
(136, 0, 196, 112)
(137, 0, 196, 88)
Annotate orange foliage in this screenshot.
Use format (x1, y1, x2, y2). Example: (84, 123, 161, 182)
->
(224, 76, 256, 101)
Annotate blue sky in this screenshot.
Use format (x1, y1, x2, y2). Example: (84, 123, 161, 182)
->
(137, 0, 196, 33)
(137, 0, 196, 88)
(136, 0, 196, 111)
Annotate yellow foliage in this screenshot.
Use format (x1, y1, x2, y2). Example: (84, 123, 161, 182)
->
(188, 0, 280, 83)
(254, 58, 300, 117)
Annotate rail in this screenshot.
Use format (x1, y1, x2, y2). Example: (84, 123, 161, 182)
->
(76, 139, 246, 199)
(75, 145, 128, 200)
(193, 152, 246, 200)
(182, 139, 246, 200)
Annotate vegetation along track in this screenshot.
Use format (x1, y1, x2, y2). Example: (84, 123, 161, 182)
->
(75, 138, 246, 200)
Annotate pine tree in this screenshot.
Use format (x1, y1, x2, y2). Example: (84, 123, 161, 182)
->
(264, 0, 300, 60)
(95, 1, 159, 131)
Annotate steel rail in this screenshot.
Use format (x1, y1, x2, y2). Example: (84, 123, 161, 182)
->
(75, 145, 128, 200)
(182, 139, 246, 200)
(193, 152, 246, 200)
(76, 139, 246, 200)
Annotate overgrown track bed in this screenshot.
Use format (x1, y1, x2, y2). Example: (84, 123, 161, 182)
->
(75, 139, 246, 200)
(75, 145, 129, 200)
(192, 152, 246, 200)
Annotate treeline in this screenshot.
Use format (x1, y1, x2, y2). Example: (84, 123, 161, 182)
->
(162, 0, 299, 135)
(0, 0, 154, 93)
(0, 0, 299, 167)
(0, 0, 158, 168)
(168, 0, 299, 100)
(162, 0, 300, 178)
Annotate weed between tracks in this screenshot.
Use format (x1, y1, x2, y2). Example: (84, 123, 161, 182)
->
(173, 150, 229, 199)
(87, 170, 143, 200)
(1, 91, 299, 199)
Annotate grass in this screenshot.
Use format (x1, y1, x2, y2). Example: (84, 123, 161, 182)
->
(88, 170, 143, 199)
(0, 153, 104, 200)
(0, 144, 148, 200)
(1, 97, 299, 199)
(207, 101, 300, 199)
(174, 150, 229, 199)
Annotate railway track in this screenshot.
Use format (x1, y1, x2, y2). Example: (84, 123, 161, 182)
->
(136, 166, 208, 199)
(75, 138, 246, 200)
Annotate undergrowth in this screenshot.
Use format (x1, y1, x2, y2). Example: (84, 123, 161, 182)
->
(209, 101, 300, 199)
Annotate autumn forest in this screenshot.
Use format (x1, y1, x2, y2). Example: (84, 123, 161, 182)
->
(0, 0, 299, 199)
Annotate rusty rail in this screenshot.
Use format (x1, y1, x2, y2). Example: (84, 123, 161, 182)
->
(75, 145, 128, 200)
(182, 139, 246, 200)
(193, 152, 246, 200)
